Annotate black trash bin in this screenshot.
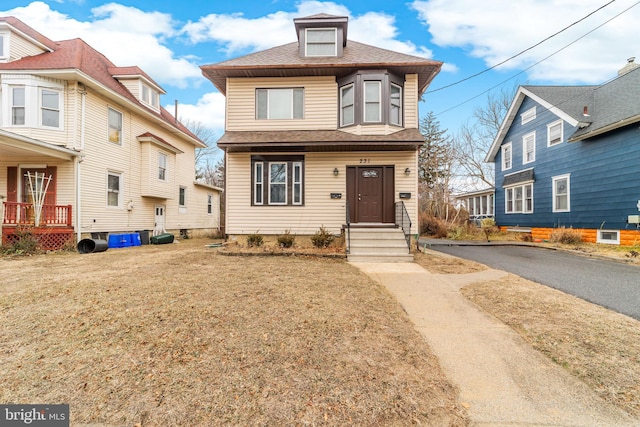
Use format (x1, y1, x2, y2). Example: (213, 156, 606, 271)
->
(136, 230, 150, 245)
(77, 238, 109, 254)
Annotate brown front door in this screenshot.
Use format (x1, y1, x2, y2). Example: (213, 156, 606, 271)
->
(347, 165, 394, 223)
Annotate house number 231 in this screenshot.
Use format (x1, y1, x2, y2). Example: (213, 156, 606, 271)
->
(359, 158, 371, 164)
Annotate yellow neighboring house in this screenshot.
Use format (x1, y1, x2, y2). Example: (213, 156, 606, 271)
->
(0, 16, 221, 250)
(201, 13, 441, 253)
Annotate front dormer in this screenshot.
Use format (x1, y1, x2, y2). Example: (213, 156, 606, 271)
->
(294, 14, 348, 58)
(110, 67, 165, 113)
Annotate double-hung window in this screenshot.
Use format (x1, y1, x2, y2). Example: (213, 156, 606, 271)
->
(108, 107, 123, 144)
(305, 28, 337, 56)
(11, 86, 25, 126)
(158, 153, 167, 181)
(390, 83, 402, 126)
(252, 156, 304, 206)
(340, 84, 355, 126)
(547, 120, 563, 146)
(552, 174, 570, 212)
(179, 186, 187, 208)
(41, 89, 60, 128)
(505, 183, 533, 214)
(141, 83, 159, 109)
(0, 34, 6, 60)
(501, 143, 512, 171)
(107, 172, 122, 207)
(256, 88, 304, 119)
(363, 81, 381, 123)
(523, 132, 535, 164)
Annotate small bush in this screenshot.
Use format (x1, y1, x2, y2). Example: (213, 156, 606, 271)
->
(549, 227, 582, 244)
(277, 230, 295, 248)
(419, 213, 448, 238)
(246, 232, 264, 247)
(311, 226, 335, 248)
(1, 226, 41, 256)
(480, 218, 499, 241)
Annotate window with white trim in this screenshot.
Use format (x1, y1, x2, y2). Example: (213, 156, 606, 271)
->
(11, 86, 25, 126)
(390, 83, 402, 126)
(158, 153, 167, 181)
(523, 131, 536, 164)
(552, 174, 570, 212)
(597, 230, 620, 245)
(179, 186, 187, 207)
(547, 120, 563, 146)
(305, 28, 337, 56)
(207, 194, 213, 215)
(252, 156, 304, 206)
(40, 89, 61, 128)
(364, 81, 382, 123)
(521, 107, 536, 124)
(505, 183, 533, 214)
(340, 84, 354, 126)
(0, 34, 6, 59)
(141, 83, 159, 109)
(501, 143, 512, 171)
(256, 88, 304, 119)
(108, 107, 123, 144)
(107, 172, 122, 207)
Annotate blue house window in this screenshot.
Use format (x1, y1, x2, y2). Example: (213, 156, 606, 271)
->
(505, 183, 533, 214)
(501, 143, 512, 171)
(552, 174, 570, 212)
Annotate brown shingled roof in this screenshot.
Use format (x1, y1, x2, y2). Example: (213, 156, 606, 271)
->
(0, 16, 57, 51)
(201, 40, 442, 95)
(0, 16, 203, 147)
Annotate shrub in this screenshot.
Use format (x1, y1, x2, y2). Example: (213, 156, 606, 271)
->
(480, 218, 499, 241)
(1, 226, 41, 256)
(549, 227, 582, 244)
(419, 213, 448, 238)
(311, 226, 335, 248)
(246, 232, 264, 247)
(277, 230, 295, 248)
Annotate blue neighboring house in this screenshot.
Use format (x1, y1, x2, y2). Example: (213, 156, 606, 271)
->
(485, 59, 640, 245)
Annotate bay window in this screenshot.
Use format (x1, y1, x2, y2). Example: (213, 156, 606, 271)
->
(11, 86, 25, 126)
(41, 89, 61, 128)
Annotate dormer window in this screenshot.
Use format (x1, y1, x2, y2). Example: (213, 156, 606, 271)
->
(305, 28, 337, 56)
(0, 33, 6, 60)
(141, 83, 159, 109)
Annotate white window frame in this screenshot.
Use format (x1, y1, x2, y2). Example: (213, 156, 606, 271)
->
(107, 171, 122, 208)
(40, 88, 62, 129)
(547, 120, 563, 146)
(501, 142, 512, 171)
(523, 131, 536, 164)
(390, 83, 402, 126)
(254, 162, 264, 205)
(597, 230, 620, 245)
(179, 186, 187, 208)
(521, 107, 536, 124)
(305, 28, 337, 57)
(552, 174, 570, 212)
(256, 88, 304, 120)
(340, 83, 355, 127)
(363, 81, 382, 123)
(292, 162, 303, 205)
(504, 182, 533, 214)
(158, 152, 167, 181)
(10, 86, 25, 126)
(108, 107, 123, 145)
(140, 82, 159, 109)
(268, 162, 287, 205)
(0, 33, 8, 61)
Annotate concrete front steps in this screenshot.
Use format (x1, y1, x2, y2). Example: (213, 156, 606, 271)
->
(347, 227, 414, 262)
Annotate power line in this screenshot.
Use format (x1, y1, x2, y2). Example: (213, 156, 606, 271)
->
(433, 0, 640, 117)
(427, 0, 617, 94)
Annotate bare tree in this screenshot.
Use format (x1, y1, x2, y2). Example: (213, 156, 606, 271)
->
(179, 117, 220, 179)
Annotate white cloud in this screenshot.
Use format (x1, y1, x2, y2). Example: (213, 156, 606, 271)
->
(183, 0, 434, 59)
(411, 0, 640, 84)
(1, 1, 202, 88)
(169, 92, 226, 136)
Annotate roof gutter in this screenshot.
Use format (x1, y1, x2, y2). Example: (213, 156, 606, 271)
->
(568, 115, 640, 142)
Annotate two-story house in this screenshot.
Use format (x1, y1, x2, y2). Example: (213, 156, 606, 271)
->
(485, 59, 640, 245)
(201, 14, 441, 259)
(0, 16, 221, 250)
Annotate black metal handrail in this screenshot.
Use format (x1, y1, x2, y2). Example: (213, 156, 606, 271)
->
(345, 200, 351, 254)
(395, 201, 411, 253)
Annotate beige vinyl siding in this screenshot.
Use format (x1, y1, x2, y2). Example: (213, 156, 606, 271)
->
(139, 142, 175, 198)
(117, 79, 141, 100)
(404, 74, 418, 129)
(8, 32, 48, 61)
(226, 150, 418, 236)
(340, 124, 405, 136)
(226, 76, 337, 131)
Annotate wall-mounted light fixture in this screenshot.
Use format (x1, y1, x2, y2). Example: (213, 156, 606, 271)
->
(333, 168, 339, 176)
(404, 167, 411, 175)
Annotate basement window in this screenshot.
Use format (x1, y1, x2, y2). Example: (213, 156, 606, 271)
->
(597, 230, 620, 245)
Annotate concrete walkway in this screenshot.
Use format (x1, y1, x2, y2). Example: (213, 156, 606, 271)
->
(352, 260, 638, 427)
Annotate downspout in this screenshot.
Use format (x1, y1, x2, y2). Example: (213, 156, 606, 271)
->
(76, 84, 87, 243)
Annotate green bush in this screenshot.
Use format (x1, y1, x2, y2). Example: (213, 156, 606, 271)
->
(549, 227, 582, 244)
(277, 230, 295, 248)
(246, 232, 264, 247)
(311, 226, 335, 248)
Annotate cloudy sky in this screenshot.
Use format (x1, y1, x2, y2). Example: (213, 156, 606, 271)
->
(1, 0, 638, 140)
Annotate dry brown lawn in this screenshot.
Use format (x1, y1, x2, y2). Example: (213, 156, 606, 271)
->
(0, 239, 467, 426)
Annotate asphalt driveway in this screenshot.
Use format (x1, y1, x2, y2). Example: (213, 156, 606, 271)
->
(420, 240, 640, 321)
